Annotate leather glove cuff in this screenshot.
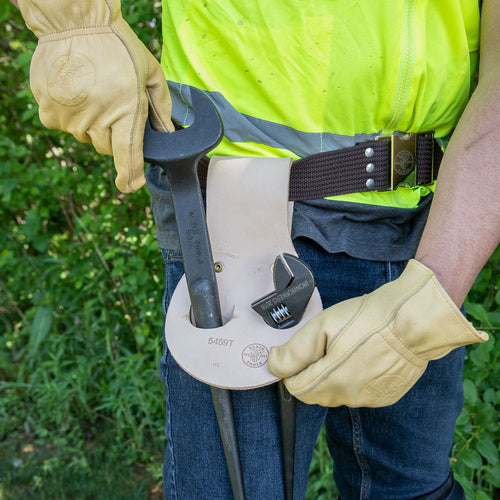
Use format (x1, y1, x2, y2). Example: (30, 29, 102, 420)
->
(379, 259, 488, 360)
(18, 0, 122, 37)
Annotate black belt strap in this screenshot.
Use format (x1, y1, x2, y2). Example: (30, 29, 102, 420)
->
(198, 133, 442, 201)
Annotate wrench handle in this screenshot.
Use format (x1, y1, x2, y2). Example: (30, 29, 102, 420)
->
(166, 162, 223, 328)
(162, 162, 247, 500)
(279, 381, 296, 500)
(143, 88, 245, 497)
(211, 387, 246, 499)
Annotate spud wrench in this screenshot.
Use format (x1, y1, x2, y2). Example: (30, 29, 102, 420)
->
(143, 88, 245, 499)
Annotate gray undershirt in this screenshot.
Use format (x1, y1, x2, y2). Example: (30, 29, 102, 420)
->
(145, 163, 431, 262)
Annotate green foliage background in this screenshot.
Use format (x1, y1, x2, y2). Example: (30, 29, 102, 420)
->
(0, 2, 499, 499)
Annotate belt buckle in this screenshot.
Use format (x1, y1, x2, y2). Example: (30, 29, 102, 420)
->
(376, 133, 418, 190)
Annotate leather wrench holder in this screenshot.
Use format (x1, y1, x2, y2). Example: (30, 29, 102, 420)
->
(165, 156, 323, 389)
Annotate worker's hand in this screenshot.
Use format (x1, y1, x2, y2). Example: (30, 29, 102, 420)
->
(268, 259, 488, 408)
(18, 0, 174, 193)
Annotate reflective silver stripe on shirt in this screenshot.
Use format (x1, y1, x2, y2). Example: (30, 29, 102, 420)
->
(168, 81, 379, 158)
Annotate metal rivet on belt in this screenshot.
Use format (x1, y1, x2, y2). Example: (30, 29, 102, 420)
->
(366, 178, 375, 189)
(364, 147, 374, 158)
(366, 163, 375, 173)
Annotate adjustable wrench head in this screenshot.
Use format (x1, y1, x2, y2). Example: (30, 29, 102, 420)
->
(251, 253, 316, 329)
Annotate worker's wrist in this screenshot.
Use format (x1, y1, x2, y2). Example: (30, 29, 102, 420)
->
(413, 252, 471, 308)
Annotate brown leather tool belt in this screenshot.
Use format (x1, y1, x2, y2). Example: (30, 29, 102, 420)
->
(198, 133, 442, 201)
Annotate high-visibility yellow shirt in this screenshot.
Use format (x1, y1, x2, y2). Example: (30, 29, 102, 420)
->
(160, 0, 480, 209)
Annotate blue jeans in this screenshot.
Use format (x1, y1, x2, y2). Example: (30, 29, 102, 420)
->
(158, 238, 465, 499)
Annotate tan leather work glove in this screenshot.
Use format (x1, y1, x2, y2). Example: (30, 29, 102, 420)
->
(18, 0, 174, 193)
(268, 259, 488, 408)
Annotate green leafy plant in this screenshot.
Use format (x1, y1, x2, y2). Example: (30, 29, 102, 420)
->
(454, 246, 500, 499)
(1, 1, 166, 497)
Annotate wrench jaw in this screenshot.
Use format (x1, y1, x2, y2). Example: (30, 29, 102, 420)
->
(143, 87, 223, 169)
(251, 253, 316, 330)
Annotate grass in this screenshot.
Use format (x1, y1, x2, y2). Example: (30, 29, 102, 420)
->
(0, 425, 164, 500)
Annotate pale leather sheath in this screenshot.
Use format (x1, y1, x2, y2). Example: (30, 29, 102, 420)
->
(165, 156, 323, 389)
